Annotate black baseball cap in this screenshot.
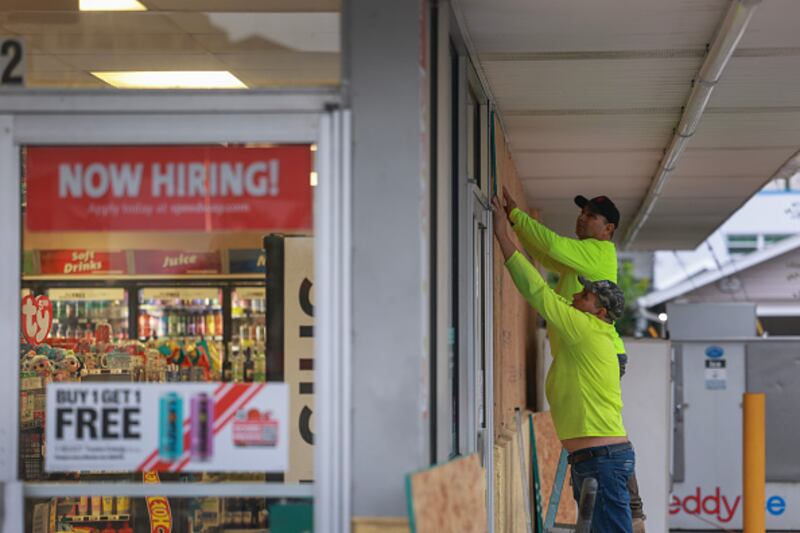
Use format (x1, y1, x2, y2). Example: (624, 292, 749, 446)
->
(574, 195, 620, 227)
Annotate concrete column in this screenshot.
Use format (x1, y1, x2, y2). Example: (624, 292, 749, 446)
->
(345, 0, 431, 517)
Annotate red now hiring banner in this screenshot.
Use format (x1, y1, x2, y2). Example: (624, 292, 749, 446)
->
(134, 250, 221, 275)
(25, 145, 313, 232)
(39, 249, 128, 275)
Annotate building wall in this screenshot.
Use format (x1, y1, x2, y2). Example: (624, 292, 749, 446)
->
(678, 246, 800, 304)
(347, 0, 431, 516)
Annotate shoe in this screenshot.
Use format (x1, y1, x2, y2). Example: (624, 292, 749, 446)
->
(632, 517, 646, 533)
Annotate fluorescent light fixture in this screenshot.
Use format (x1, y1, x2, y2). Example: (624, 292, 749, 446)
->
(80, 0, 147, 11)
(310, 171, 318, 187)
(92, 71, 247, 89)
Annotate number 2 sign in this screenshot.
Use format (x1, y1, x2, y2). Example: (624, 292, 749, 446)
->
(0, 37, 24, 87)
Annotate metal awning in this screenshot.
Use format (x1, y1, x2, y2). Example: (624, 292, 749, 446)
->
(455, 0, 800, 250)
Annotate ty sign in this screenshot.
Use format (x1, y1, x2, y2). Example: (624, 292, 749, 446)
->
(21, 295, 52, 345)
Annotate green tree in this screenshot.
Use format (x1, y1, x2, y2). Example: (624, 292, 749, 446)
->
(615, 260, 650, 336)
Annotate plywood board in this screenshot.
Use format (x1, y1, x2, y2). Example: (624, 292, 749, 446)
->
(532, 411, 576, 524)
(492, 113, 536, 437)
(406, 453, 487, 533)
(352, 517, 410, 533)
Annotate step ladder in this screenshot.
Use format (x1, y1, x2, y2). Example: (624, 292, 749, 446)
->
(521, 412, 598, 533)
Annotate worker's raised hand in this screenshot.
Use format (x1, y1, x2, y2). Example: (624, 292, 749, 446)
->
(502, 185, 517, 218)
(491, 195, 517, 260)
(491, 196, 509, 238)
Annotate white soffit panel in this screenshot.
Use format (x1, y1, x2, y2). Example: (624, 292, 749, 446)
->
(520, 176, 649, 199)
(483, 58, 700, 111)
(670, 147, 800, 177)
(736, 0, 800, 48)
(660, 176, 770, 198)
(690, 111, 800, 148)
(458, 0, 727, 53)
(713, 56, 800, 107)
(513, 151, 662, 179)
(505, 115, 676, 151)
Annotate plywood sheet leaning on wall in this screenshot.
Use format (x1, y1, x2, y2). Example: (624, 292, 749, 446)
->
(406, 453, 487, 533)
(532, 411, 577, 524)
(511, 413, 533, 532)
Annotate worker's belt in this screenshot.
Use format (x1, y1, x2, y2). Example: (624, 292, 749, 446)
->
(567, 442, 632, 465)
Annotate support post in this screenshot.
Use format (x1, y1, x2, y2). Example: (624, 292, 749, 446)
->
(743, 392, 765, 533)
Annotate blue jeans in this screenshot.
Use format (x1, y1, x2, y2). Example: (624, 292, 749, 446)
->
(570, 444, 636, 533)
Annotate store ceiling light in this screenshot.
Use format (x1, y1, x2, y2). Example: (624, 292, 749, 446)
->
(80, 0, 147, 11)
(92, 71, 247, 89)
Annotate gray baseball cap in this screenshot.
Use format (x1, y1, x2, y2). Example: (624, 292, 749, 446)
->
(578, 276, 625, 321)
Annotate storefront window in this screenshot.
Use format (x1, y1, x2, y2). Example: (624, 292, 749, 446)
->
(1, 2, 340, 90)
(19, 141, 317, 530)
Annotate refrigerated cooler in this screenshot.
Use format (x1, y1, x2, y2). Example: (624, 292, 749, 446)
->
(138, 287, 223, 342)
(231, 286, 266, 352)
(48, 287, 129, 341)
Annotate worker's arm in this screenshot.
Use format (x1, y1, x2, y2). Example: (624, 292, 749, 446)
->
(500, 187, 566, 273)
(493, 197, 583, 342)
(509, 207, 607, 275)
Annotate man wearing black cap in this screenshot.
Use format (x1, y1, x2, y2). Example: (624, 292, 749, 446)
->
(491, 194, 635, 533)
(499, 186, 646, 531)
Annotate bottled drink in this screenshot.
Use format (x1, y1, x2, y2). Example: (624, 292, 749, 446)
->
(243, 348, 254, 383)
(139, 312, 151, 338)
(254, 350, 266, 382)
(195, 313, 205, 336)
(214, 311, 222, 337)
(150, 314, 159, 338)
(222, 353, 233, 383)
(187, 313, 196, 336)
(233, 352, 244, 383)
(206, 312, 215, 337)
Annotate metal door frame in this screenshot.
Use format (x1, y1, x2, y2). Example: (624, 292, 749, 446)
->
(0, 89, 351, 532)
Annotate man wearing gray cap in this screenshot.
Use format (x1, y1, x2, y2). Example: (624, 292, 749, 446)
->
(492, 194, 635, 533)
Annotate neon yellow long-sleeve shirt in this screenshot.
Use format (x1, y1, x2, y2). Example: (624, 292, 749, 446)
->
(509, 207, 626, 355)
(505, 251, 626, 440)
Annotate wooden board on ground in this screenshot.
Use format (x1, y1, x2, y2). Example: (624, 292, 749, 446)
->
(352, 517, 410, 533)
(532, 411, 576, 524)
(406, 453, 486, 533)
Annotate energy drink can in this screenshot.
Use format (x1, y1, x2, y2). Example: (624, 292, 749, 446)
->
(190, 393, 214, 460)
(159, 392, 184, 460)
